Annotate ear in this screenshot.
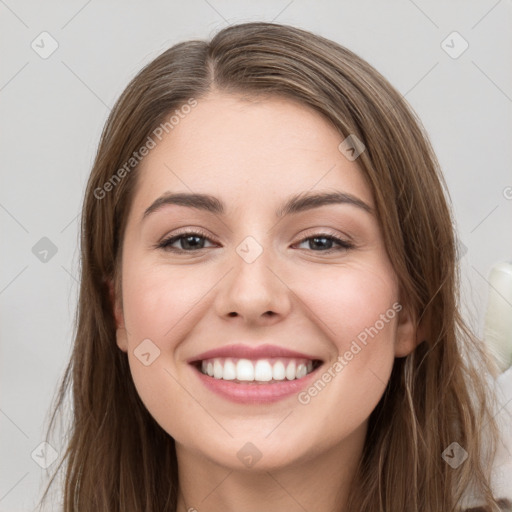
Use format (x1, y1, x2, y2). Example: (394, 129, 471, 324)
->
(394, 302, 422, 358)
(107, 278, 128, 353)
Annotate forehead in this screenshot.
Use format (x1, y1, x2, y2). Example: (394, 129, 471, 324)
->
(131, 91, 373, 216)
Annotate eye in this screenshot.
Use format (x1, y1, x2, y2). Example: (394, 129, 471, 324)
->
(156, 230, 354, 254)
(294, 233, 354, 252)
(156, 230, 216, 253)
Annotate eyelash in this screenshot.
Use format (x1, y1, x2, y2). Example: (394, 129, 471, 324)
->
(156, 229, 354, 254)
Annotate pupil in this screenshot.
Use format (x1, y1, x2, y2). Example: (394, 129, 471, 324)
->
(312, 237, 331, 250)
(183, 235, 203, 250)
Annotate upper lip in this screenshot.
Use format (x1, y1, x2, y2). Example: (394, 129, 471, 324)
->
(187, 344, 323, 363)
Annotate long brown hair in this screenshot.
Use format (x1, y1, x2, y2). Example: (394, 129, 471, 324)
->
(38, 21, 505, 511)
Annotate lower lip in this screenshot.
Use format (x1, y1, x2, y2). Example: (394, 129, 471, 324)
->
(191, 364, 323, 404)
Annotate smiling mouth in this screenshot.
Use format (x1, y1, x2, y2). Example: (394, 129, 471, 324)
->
(193, 357, 323, 384)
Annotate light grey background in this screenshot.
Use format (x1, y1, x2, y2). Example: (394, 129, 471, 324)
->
(1, 1, 511, 510)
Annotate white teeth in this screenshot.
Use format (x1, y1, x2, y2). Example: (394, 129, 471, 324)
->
(236, 359, 254, 381)
(296, 364, 307, 379)
(285, 361, 296, 380)
(213, 360, 223, 379)
(272, 361, 286, 381)
(254, 360, 273, 381)
(223, 359, 236, 380)
(199, 357, 318, 382)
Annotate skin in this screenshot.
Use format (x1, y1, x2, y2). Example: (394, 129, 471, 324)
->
(112, 91, 417, 512)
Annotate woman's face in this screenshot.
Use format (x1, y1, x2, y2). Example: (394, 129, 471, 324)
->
(114, 91, 415, 471)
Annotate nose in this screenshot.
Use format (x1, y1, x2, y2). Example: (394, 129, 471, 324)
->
(214, 242, 293, 327)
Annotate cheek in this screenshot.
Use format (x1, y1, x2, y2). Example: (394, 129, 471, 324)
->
(121, 260, 208, 345)
(289, 263, 399, 432)
(120, 259, 211, 440)
(292, 261, 399, 351)
(288, 273, 400, 450)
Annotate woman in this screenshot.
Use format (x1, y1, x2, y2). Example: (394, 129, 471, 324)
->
(38, 21, 509, 511)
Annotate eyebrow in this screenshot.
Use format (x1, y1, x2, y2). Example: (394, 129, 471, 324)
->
(142, 190, 373, 221)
